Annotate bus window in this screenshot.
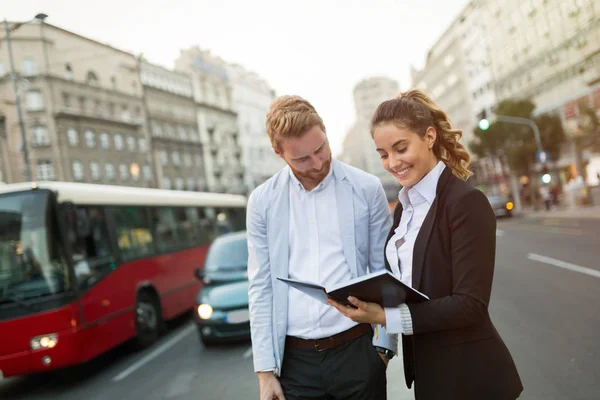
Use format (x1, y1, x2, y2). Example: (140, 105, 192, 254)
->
(70, 207, 115, 290)
(177, 207, 198, 247)
(152, 207, 180, 252)
(112, 207, 153, 261)
(225, 207, 246, 231)
(198, 207, 219, 242)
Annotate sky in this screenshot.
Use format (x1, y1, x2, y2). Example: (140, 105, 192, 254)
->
(6, 0, 470, 155)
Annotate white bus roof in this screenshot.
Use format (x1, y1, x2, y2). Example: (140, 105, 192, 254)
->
(0, 181, 247, 208)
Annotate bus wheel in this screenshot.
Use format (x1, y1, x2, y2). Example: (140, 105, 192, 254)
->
(134, 291, 160, 348)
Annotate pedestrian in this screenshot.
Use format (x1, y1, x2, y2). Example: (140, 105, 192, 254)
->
(247, 95, 397, 399)
(328, 89, 523, 400)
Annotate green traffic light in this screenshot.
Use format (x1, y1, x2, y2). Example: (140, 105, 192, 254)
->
(478, 118, 490, 131)
(541, 173, 552, 184)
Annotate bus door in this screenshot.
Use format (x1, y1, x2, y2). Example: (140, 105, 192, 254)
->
(64, 205, 126, 359)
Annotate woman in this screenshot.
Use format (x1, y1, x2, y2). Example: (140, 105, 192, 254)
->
(328, 89, 523, 400)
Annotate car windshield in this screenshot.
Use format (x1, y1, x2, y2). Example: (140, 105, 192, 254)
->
(0, 191, 71, 304)
(487, 196, 503, 203)
(204, 235, 248, 272)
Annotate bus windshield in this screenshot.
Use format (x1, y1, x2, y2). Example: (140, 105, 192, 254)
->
(0, 191, 71, 304)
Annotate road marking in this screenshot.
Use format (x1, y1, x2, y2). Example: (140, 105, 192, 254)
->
(527, 253, 600, 279)
(112, 324, 195, 382)
(496, 229, 505, 237)
(243, 347, 253, 359)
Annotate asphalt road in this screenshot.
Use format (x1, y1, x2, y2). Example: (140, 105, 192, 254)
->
(0, 215, 598, 400)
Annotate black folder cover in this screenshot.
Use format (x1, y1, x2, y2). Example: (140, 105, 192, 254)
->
(277, 270, 429, 308)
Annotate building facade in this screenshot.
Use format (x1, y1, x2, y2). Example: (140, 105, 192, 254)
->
(0, 21, 153, 186)
(226, 63, 283, 191)
(175, 47, 245, 195)
(339, 76, 400, 195)
(140, 60, 206, 191)
(410, 19, 476, 149)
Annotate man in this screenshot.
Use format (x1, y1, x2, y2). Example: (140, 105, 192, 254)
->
(247, 95, 397, 400)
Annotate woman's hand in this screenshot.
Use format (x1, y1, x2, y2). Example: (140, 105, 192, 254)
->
(327, 296, 386, 326)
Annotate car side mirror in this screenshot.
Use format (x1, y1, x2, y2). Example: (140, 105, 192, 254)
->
(195, 268, 204, 280)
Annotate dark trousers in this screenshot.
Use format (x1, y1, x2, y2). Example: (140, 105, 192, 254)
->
(279, 333, 387, 400)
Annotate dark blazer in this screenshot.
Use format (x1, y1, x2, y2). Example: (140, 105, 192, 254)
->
(385, 167, 523, 400)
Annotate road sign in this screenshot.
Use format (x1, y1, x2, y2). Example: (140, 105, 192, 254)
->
(537, 149, 548, 163)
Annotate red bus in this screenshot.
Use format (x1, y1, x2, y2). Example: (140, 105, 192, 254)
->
(0, 181, 246, 379)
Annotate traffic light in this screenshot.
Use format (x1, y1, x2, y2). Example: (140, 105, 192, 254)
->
(477, 109, 490, 131)
(541, 165, 551, 184)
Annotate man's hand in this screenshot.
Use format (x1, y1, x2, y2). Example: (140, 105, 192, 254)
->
(258, 371, 285, 400)
(327, 296, 386, 325)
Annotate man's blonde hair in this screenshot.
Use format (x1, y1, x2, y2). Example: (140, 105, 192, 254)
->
(265, 95, 326, 151)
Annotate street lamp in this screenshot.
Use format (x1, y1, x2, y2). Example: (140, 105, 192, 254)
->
(2, 13, 49, 182)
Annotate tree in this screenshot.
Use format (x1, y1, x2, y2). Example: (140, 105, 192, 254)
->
(469, 99, 566, 176)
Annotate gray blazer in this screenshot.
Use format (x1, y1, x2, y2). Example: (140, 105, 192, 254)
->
(247, 158, 398, 375)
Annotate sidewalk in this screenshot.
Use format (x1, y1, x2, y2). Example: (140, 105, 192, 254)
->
(386, 347, 414, 399)
(517, 204, 600, 219)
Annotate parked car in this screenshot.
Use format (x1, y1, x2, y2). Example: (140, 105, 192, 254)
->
(194, 231, 250, 345)
(486, 195, 514, 218)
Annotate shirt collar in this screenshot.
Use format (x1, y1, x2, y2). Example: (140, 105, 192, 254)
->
(398, 161, 446, 207)
(288, 164, 335, 193)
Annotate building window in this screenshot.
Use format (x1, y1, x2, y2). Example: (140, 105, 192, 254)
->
(90, 162, 101, 181)
(68, 128, 79, 146)
(142, 165, 152, 181)
(86, 71, 99, 86)
(65, 64, 73, 80)
(105, 164, 115, 180)
(152, 122, 162, 137)
(172, 152, 181, 167)
(72, 161, 84, 181)
(22, 58, 37, 76)
(175, 178, 184, 191)
(25, 91, 44, 111)
(163, 177, 172, 190)
(187, 178, 195, 191)
(195, 154, 203, 167)
(31, 125, 50, 146)
(85, 130, 96, 148)
(183, 153, 192, 167)
(127, 136, 136, 152)
(121, 106, 131, 122)
(177, 126, 187, 140)
(119, 164, 128, 180)
(139, 138, 148, 152)
(114, 134, 124, 150)
(159, 150, 168, 166)
(110, 76, 117, 90)
(100, 133, 110, 149)
(36, 160, 55, 181)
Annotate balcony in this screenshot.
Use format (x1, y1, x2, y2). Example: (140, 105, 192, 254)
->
(54, 106, 143, 127)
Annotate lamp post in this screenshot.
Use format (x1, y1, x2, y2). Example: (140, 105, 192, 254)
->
(2, 13, 49, 183)
(3, 19, 31, 182)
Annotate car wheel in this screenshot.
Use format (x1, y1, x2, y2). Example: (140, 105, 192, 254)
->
(134, 291, 161, 348)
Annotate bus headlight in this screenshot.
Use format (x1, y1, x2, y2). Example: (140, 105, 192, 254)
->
(197, 304, 213, 320)
(31, 333, 58, 350)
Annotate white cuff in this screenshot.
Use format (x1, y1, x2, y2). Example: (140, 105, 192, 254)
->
(384, 304, 414, 335)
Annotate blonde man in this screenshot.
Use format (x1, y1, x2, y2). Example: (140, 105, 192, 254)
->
(247, 95, 397, 400)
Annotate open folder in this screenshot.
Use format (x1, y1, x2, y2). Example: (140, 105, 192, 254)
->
(277, 270, 429, 308)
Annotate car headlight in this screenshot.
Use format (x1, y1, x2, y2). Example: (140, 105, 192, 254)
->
(31, 333, 58, 350)
(505, 201, 514, 211)
(197, 304, 213, 320)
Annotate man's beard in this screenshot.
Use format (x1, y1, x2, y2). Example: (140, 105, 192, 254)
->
(290, 154, 332, 185)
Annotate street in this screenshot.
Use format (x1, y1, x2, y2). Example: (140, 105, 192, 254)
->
(1, 216, 599, 400)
